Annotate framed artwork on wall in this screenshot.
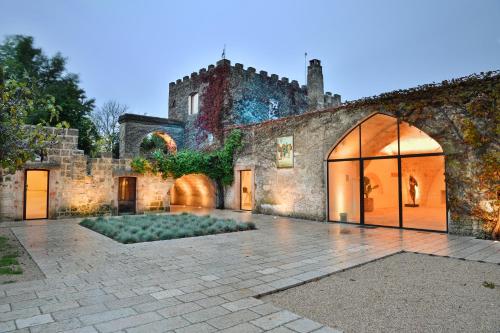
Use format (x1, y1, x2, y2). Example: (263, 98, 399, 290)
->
(276, 136, 294, 168)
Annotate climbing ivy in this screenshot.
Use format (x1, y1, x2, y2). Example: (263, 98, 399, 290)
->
(131, 130, 243, 208)
(341, 71, 500, 239)
(195, 62, 232, 144)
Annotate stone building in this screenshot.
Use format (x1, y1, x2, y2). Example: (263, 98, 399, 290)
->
(1, 57, 497, 238)
(0, 128, 172, 221)
(167, 59, 340, 149)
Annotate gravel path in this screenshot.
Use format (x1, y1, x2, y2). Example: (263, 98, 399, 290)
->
(263, 252, 500, 333)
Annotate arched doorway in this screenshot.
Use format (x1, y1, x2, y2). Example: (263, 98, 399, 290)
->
(170, 174, 216, 208)
(139, 131, 177, 156)
(327, 113, 447, 232)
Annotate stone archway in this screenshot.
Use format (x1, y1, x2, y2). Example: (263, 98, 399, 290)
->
(170, 174, 216, 208)
(118, 114, 184, 158)
(326, 113, 447, 232)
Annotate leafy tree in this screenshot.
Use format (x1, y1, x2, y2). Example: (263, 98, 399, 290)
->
(0, 35, 98, 154)
(92, 100, 128, 158)
(131, 130, 243, 208)
(0, 70, 63, 173)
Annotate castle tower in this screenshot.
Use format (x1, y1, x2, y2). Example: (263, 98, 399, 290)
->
(307, 59, 324, 110)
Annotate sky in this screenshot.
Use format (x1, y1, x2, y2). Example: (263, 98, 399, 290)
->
(1, 0, 499, 118)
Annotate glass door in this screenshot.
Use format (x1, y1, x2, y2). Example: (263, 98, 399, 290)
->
(401, 156, 447, 231)
(24, 170, 49, 220)
(240, 170, 252, 210)
(362, 158, 399, 227)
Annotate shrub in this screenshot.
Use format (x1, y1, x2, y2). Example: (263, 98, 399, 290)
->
(79, 213, 256, 244)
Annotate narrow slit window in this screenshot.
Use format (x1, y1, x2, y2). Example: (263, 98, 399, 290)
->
(188, 93, 199, 115)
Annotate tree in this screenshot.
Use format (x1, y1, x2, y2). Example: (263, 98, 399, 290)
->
(0, 71, 62, 173)
(0, 35, 98, 155)
(91, 100, 128, 157)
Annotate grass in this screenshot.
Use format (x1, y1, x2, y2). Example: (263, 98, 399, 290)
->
(482, 281, 495, 289)
(80, 212, 257, 244)
(0, 236, 23, 275)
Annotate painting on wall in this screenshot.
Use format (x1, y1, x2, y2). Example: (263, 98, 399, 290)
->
(276, 136, 294, 168)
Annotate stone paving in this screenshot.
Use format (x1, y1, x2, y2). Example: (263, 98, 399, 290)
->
(0, 210, 499, 333)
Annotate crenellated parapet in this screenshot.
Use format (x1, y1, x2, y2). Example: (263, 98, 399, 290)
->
(168, 59, 309, 94)
(167, 58, 341, 147)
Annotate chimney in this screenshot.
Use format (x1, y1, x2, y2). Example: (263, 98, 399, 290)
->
(307, 59, 324, 111)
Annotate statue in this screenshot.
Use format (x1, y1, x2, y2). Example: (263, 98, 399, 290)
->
(406, 175, 419, 207)
(363, 176, 379, 212)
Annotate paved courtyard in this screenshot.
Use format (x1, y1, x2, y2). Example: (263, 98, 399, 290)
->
(0, 210, 499, 333)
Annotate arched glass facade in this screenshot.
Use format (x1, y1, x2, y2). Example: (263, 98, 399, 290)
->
(327, 113, 447, 231)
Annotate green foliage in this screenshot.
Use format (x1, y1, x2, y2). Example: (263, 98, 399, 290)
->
(132, 129, 243, 186)
(139, 133, 173, 157)
(0, 236, 22, 275)
(0, 76, 64, 173)
(80, 213, 256, 244)
(482, 281, 495, 289)
(0, 35, 98, 155)
(344, 71, 500, 239)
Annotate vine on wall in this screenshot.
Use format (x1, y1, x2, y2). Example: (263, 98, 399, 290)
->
(344, 71, 499, 239)
(131, 130, 243, 209)
(195, 62, 232, 144)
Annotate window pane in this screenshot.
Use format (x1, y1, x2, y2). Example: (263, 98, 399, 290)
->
(361, 114, 398, 157)
(328, 161, 360, 223)
(363, 159, 399, 227)
(402, 156, 446, 231)
(192, 93, 199, 114)
(328, 127, 359, 159)
(399, 121, 443, 154)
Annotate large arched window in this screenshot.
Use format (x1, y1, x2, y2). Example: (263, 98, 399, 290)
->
(327, 113, 447, 232)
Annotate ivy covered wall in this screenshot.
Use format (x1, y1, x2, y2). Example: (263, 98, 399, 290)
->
(226, 72, 499, 239)
(167, 59, 338, 149)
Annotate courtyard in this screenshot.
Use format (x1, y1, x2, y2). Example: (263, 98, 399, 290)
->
(0, 210, 498, 332)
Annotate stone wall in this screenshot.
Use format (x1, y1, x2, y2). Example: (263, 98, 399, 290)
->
(118, 113, 184, 159)
(168, 59, 341, 149)
(0, 127, 174, 221)
(224, 73, 499, 237)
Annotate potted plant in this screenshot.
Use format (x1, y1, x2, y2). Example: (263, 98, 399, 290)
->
(363, 176, 379, 212)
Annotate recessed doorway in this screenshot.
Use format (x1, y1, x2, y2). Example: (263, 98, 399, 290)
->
(24, 170, 49, 220)
(118, 177, 136, 214)
(240, 170, 253, 211)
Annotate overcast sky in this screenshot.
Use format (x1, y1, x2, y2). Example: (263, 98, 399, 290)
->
(1, 0, 499, 117)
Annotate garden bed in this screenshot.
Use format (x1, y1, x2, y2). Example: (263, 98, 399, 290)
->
(80, 212, 256, 244)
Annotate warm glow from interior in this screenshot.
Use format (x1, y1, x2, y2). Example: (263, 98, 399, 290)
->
(25, 170, 48, 219)
(240, 170, 253, 210)
(380, 137, 442, 155)
(154, 131, 177, 153)
(328, 114, 446, 231)
(170, 174, 215, 208)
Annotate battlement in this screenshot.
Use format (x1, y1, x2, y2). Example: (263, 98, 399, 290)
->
(167, 57, 341, 129)
(168, 59, 307, 92)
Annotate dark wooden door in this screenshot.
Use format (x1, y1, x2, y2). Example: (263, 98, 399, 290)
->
(118, 177, 136, 214)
